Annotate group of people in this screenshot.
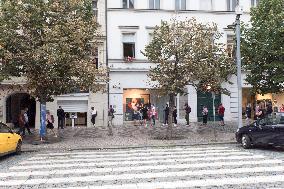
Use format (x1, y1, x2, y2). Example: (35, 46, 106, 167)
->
(245, 101, 273, 124)
(132, 104, 157, 127)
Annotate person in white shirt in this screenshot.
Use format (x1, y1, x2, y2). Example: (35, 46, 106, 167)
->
(91, 107, 97, 127)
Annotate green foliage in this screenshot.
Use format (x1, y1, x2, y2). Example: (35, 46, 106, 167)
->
(143, 18, 235, 96)
(242, 0, 284, 94)
(0, 0, 107, 102)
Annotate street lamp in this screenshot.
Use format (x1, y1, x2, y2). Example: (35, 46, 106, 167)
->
(235, 5, 243, 129)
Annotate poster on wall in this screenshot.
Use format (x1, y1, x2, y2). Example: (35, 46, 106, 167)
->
(125, 98, 144, 121)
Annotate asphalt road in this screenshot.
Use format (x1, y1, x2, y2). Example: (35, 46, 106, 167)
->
(1, 144, 284, 189)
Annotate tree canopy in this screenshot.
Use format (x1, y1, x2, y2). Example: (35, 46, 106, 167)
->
(242, 0, 284, 94)
(0, 0, 107, 102)
(143, 18, 235, 97)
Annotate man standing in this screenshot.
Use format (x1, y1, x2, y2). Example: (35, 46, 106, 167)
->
(173, 106, 177, 126)
(163, 104, 169, 126)
(184, 103, 191, 126)
(23, 108, 32, 135)
(91, 107, 97, 127)
(108, 105, 115, 126)
(57, 106, 65, 129)
(218, 103, 225, 126)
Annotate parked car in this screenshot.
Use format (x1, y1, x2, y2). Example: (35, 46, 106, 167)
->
(236, 118, 284, 149)
(0, 122, 22, 157)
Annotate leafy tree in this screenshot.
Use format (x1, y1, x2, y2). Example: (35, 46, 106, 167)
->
(0, 0, 107, 137)
(242, 0, 284, 94)
(143, 18, 234, 138)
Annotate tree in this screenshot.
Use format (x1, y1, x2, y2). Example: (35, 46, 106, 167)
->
(0, 0, 107, 138)
(242, 0, 284, 94)
(143, 18, 234, 138)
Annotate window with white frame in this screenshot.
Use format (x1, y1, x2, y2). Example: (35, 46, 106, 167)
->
(227, 0, 237, 11)
(251, 0, 259, 7)
(123, 0, 134, 9)
(200, 0, 212, 11)
(149, 0, 160, 9)
(227, 34, 235, 58)
(122, 33, 135, 59)
(175, 0, 186, 10)
(92, 0, 98, 18)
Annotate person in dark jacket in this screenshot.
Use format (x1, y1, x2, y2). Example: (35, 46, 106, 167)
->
(163, 104, 169, 125)
(57, 106, 65, 129)
(173, 106, 177, 126)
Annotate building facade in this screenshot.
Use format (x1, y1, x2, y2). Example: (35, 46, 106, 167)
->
(0, 0, 108, 129)
(107, 0, 255, 125)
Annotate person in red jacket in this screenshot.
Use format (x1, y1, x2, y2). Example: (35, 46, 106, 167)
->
(218, 103, 225, 126)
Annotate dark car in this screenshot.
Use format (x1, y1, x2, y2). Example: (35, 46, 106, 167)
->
(236, 118, 284, 149)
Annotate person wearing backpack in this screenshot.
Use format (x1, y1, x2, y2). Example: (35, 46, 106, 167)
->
(184, 103, 191, 126)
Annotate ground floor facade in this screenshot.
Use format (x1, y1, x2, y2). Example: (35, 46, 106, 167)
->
(0, 84, 108, 129)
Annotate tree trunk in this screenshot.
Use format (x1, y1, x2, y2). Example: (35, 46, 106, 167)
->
(40, 101, 47, 140)
(167, 94, 175, 139)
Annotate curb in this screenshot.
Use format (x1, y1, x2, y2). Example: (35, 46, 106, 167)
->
(22, 141, 238, 153)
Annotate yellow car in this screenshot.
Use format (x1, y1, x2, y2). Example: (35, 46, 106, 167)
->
(0, 122, 22, 157)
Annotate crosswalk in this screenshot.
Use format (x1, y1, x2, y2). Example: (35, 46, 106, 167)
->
(1, 146, 284, 189)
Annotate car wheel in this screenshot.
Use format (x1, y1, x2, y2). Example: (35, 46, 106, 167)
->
(241, 134, 252, 149)
(15, 140, 22, 155)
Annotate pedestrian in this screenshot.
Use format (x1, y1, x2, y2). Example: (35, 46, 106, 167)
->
(245, 103, 252, 125)
(23, 107, 32, 135)
(173, 106, 177, 126)
(18, 110, 26, 137)
(46, 110, 57, 137)
(91, 107, 97, 127)
(141, 105, 149, 127)
(184, 103, 191, 126)
(202, 105, 208, 126)
(108, 105, 115, 126)
(163, 104, 169, 126)
(150, 104, 156, 126)
(218, 103, 225, 126)
(57, 106, 65, 129)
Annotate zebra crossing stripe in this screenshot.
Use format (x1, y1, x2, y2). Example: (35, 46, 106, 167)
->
(34, 146, 230, 157)
(1, 166, 284, 186)
(20, 153, 259, 165)
(46, 175, 284, 189)
(9, 159, 282, 171)
(28, 149, 245, 160)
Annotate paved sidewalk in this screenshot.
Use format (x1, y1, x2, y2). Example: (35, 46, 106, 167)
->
(21, 122, 238, 152)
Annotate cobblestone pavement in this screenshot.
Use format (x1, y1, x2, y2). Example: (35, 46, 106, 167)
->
(1, 144, 284, 189)
(21, 122, 238, 151)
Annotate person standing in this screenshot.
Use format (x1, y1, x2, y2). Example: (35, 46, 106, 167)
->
(46, 110, 57, 137)
(141, 105, 149, 127)
(108, 105, 115, 126)
(245, 103, 252, 125)
(150, 104, 156, 126)
(163, 104, 169, 126)
(184, 103, 191, 126)
(91, 107, 97, 127)
(18, 110, 26, 136)
(57, 106, 65, 129)
(218, 103, 225, 126)
(23, 107, 32, 135)
(202, 105, 208, 126)
(173, 106, 177, 126)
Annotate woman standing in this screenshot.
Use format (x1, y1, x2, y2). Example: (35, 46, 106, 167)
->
(202, 105, 208, 126)
(46, 110, 57, 137)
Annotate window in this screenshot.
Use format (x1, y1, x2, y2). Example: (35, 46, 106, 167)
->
(92, 0, 98, 17)
(122, 33, 135, 59)
(200, 0, 212, 11)
(227, 0, 237, 11)
(123, 0, 134, 9)
(175, 0, 186, 10)
(149, 0, 160, 9)
(251, 0, 259, 7)
(227, 34, 235, 58)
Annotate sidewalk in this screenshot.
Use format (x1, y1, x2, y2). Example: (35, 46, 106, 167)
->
(22, 122, 238, 152)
